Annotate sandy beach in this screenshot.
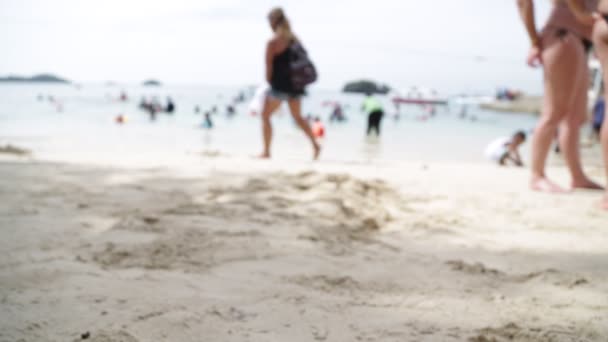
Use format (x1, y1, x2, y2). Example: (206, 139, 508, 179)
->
(0, 151, 606, 342)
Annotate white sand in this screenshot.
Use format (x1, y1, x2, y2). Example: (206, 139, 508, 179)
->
(0, 155, 607, 342)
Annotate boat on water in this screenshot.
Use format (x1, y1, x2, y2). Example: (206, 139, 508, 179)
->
(391, 86, 449, 106)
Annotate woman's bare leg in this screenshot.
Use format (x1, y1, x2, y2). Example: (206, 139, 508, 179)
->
(287, 98, 321, 160)
(531, 32, 581, 193)
(593, 19, 608, 208)
(602, 115, 608, 208)
(259, 97, 282, 158)
(560, 46, 603, 190)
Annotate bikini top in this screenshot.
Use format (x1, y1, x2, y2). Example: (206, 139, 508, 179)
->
(544, 0, 599, 40)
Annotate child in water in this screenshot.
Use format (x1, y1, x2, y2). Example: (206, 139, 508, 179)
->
(201, 112, 213, 129)
(485, 131, 527, 167)
(312, 116, 325, 139)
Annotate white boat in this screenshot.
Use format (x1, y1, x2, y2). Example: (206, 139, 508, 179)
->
(390, 86, 449, 106)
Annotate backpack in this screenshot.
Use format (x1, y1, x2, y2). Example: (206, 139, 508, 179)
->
(289, 41, 318, 92)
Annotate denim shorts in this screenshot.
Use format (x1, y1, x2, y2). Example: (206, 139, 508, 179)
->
(268, 89, 302, 101)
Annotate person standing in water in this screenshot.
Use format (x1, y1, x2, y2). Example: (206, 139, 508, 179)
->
(258, 8, 320, 160)
(362, 93, 384, 136)
(517, 0, 602, 192)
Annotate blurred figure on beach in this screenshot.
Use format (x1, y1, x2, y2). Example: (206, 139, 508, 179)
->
(119, 91, 128, 102)
(517, 0, 602, 192)
(202, 112, 213, 129)
(329, 103, 346, 122)
(249, 85, 269, 116)
(165, 97, 175, 114)
(226, 104, 236, 117)
(312, 116, 325, 140)
(484, 131, 527, 167)
(258, 7, 320, 160)
(362, 93, 384, 137)
(588, 0, 608, 208)
(591, 95, 605, 142)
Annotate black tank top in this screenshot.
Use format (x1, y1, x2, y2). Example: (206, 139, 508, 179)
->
(271, 42, 298, 94)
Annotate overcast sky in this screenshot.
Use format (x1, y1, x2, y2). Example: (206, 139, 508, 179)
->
(0, 0, 552, 94)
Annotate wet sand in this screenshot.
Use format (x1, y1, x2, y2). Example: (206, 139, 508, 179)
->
(0, 155, 606, 341)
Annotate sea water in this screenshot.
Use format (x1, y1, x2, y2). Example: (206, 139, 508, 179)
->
(0, 83, 538, 166)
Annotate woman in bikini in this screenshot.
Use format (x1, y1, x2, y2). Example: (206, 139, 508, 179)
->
(568, 0, 608, 208)
(516, 0, 603, 193)
(258, 8, 321, 160)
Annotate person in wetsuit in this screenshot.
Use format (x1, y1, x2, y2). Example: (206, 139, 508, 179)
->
(516, 0, 602, 193)
(258, 7, 321, 160)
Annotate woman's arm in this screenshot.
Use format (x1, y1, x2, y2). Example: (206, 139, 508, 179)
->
(516, 0, 541, 47)
(566, 0, 598, 26)
(265, 39, 276, 84)
(516, 0, 543, 67)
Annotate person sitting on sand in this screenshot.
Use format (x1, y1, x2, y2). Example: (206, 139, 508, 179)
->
(258, 7, 321, 160)
(485, 131, 527, 167)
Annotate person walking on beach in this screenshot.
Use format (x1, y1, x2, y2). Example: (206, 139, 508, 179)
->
(258, 7, 320, 160)
(362, 93, 384, 136)
(517, 0, 603, 192)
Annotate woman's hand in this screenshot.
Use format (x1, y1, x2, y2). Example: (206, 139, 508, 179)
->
(527, 43, 542, 68)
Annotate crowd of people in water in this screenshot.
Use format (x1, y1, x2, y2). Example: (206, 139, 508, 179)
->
(30, 3, 608, 210)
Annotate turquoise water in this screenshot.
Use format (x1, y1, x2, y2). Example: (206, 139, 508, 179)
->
(0, 83, 538, 165)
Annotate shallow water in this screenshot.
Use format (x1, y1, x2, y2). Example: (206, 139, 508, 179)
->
(0, 83, 538, 165)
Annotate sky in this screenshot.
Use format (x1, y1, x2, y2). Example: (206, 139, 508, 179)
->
(0, 0, 553, 94)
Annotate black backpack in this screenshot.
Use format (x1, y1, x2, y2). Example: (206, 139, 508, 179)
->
(289, 41, 318, 92)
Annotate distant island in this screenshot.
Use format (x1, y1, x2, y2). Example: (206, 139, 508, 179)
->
(343, 80, 391, 95)
(0, 74, 70, 84)
(142, 79, 162, 87)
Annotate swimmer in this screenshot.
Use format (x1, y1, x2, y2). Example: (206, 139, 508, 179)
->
(312, 116, 325, 139)
(115, 114, 126, 124)
(165, 97, 175, 114)
(202, 112, 213, 129)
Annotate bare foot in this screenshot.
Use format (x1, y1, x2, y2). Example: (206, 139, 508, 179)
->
(313, 144, 321, 161)
(530, 177, 568, 193)
(257, 152, 270, 159)
(602, 195, 608, 210)
(571, 178, 604, 191)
